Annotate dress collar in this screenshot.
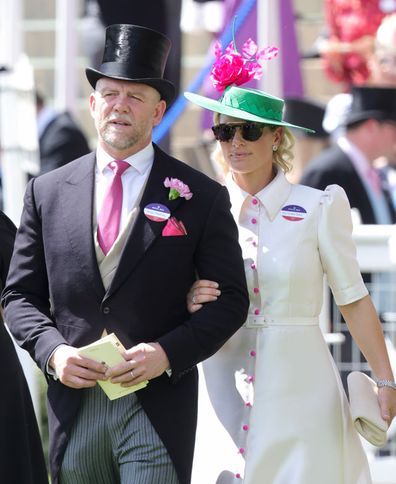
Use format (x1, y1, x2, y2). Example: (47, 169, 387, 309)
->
(226, 167, 292, 222)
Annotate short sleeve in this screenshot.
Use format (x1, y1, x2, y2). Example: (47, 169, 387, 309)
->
(318, 185, 368, 306)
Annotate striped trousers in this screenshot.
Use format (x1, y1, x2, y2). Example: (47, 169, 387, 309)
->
(59, 385, 179, 484)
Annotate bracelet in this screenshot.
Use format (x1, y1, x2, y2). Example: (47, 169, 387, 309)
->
(376, 379, 396, 390)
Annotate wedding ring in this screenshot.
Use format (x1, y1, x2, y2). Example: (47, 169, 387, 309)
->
(130, 370, 135, 378)
(192, 295, 196, 305)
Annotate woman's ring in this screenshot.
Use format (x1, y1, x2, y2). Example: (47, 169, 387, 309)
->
(130, 370, 134, 378)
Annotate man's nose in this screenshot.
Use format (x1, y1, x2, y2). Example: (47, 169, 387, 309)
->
(113, 96, 129, 111)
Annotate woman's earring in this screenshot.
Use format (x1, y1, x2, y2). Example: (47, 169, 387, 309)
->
(272, 145, 278, 152)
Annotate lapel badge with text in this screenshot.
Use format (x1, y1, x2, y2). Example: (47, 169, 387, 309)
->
(144, 203, 171, 222)
(281, 205, 307, 222)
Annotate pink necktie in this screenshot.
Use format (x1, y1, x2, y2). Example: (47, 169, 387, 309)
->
(367, 166, 381, 194)
(97, 160, 130, 254)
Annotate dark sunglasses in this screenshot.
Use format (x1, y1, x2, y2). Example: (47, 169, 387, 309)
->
(211, 122, 269, 142)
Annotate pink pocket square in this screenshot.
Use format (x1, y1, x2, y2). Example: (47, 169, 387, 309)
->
(162, 217, 187, 236)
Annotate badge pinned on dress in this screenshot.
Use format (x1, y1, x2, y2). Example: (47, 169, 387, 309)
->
(281, 205, 307, 221)
(144, 203, 171, 222)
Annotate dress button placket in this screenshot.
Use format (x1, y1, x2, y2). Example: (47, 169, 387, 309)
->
(235, 195, 260, 480)
(251, 197, 261, 319)
(235, 348, 256, 479)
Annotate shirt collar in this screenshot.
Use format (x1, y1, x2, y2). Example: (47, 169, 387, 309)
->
(226, 167, 292, 222)
(96, 142, 155, 175)
(337, 136, 370, 179)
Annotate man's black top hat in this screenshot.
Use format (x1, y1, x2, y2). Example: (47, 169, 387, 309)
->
(283, 97, 327, 138)
(86, 24, 175, 104)
(345, 86, 396, 126)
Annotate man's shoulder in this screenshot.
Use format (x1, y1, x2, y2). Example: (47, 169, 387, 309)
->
(308, 144, 349, 169)
(33, 152, 94, 185)
(302, 144, 353, 180)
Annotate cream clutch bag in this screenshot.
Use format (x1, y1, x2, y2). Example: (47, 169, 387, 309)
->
(347, 371, 388, 447)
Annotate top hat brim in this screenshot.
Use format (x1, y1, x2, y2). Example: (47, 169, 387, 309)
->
(284, 97, 327, 138)
(86, 67, 176, 105)
(184, 92, 315, 133)
(345, 109, 396, 126)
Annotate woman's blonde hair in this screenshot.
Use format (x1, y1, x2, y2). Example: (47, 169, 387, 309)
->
(212, 112, 295, 174)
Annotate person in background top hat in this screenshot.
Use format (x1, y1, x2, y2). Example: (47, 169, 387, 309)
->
(301, 85, 396, 226)
(183, 38, 396, 482)
(34, 90, 90, 176)
(2, 24, 248, 484)
(282, 97, 330, 183)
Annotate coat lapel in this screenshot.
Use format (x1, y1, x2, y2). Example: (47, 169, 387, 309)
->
(106, 149, 183, 297)
(60, 153, 105, 299)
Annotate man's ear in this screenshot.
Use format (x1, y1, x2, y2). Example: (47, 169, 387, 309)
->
(153, 99, 167, 127)
(89, 92, 97, 120)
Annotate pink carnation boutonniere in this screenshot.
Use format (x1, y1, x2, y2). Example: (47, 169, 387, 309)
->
(164, 177, 193, 201)
(211, 37, 279, 93)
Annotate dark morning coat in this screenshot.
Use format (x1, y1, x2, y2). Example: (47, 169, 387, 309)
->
(2, 144, 249, 484)
(300, 144, 396, 224)
(0, 211, 48, 484)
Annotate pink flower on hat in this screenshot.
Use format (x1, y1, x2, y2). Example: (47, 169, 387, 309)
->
(164, 177, 193, 200)
(211, 38, 279, 93)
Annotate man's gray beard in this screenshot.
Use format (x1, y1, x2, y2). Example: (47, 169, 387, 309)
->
(100, 127, 140, 151)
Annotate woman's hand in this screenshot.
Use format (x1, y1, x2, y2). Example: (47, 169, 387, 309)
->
(187, 279, 221, 313)
(340, 296, 396, 424)
(378, 386, 396, 425)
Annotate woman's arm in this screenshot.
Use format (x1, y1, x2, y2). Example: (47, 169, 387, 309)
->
(340, 295, 396, 423)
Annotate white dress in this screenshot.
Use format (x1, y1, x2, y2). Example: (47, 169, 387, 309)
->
(191, 169, 372, 484)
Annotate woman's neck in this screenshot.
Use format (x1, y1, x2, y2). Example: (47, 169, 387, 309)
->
(232, 165, 276, 195)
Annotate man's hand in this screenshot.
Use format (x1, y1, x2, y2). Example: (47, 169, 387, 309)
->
(50, 345, 108, 389)
(105, 342, 170, 386)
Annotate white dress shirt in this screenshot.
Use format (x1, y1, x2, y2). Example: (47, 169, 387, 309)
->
(95, 142, 154, 230)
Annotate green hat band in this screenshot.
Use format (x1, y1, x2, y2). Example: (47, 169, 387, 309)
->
(221, 86, 284, 123)
(184, 86, 315, 133)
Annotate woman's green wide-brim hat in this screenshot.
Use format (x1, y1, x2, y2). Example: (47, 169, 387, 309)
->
(184, 86, 315, 133)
